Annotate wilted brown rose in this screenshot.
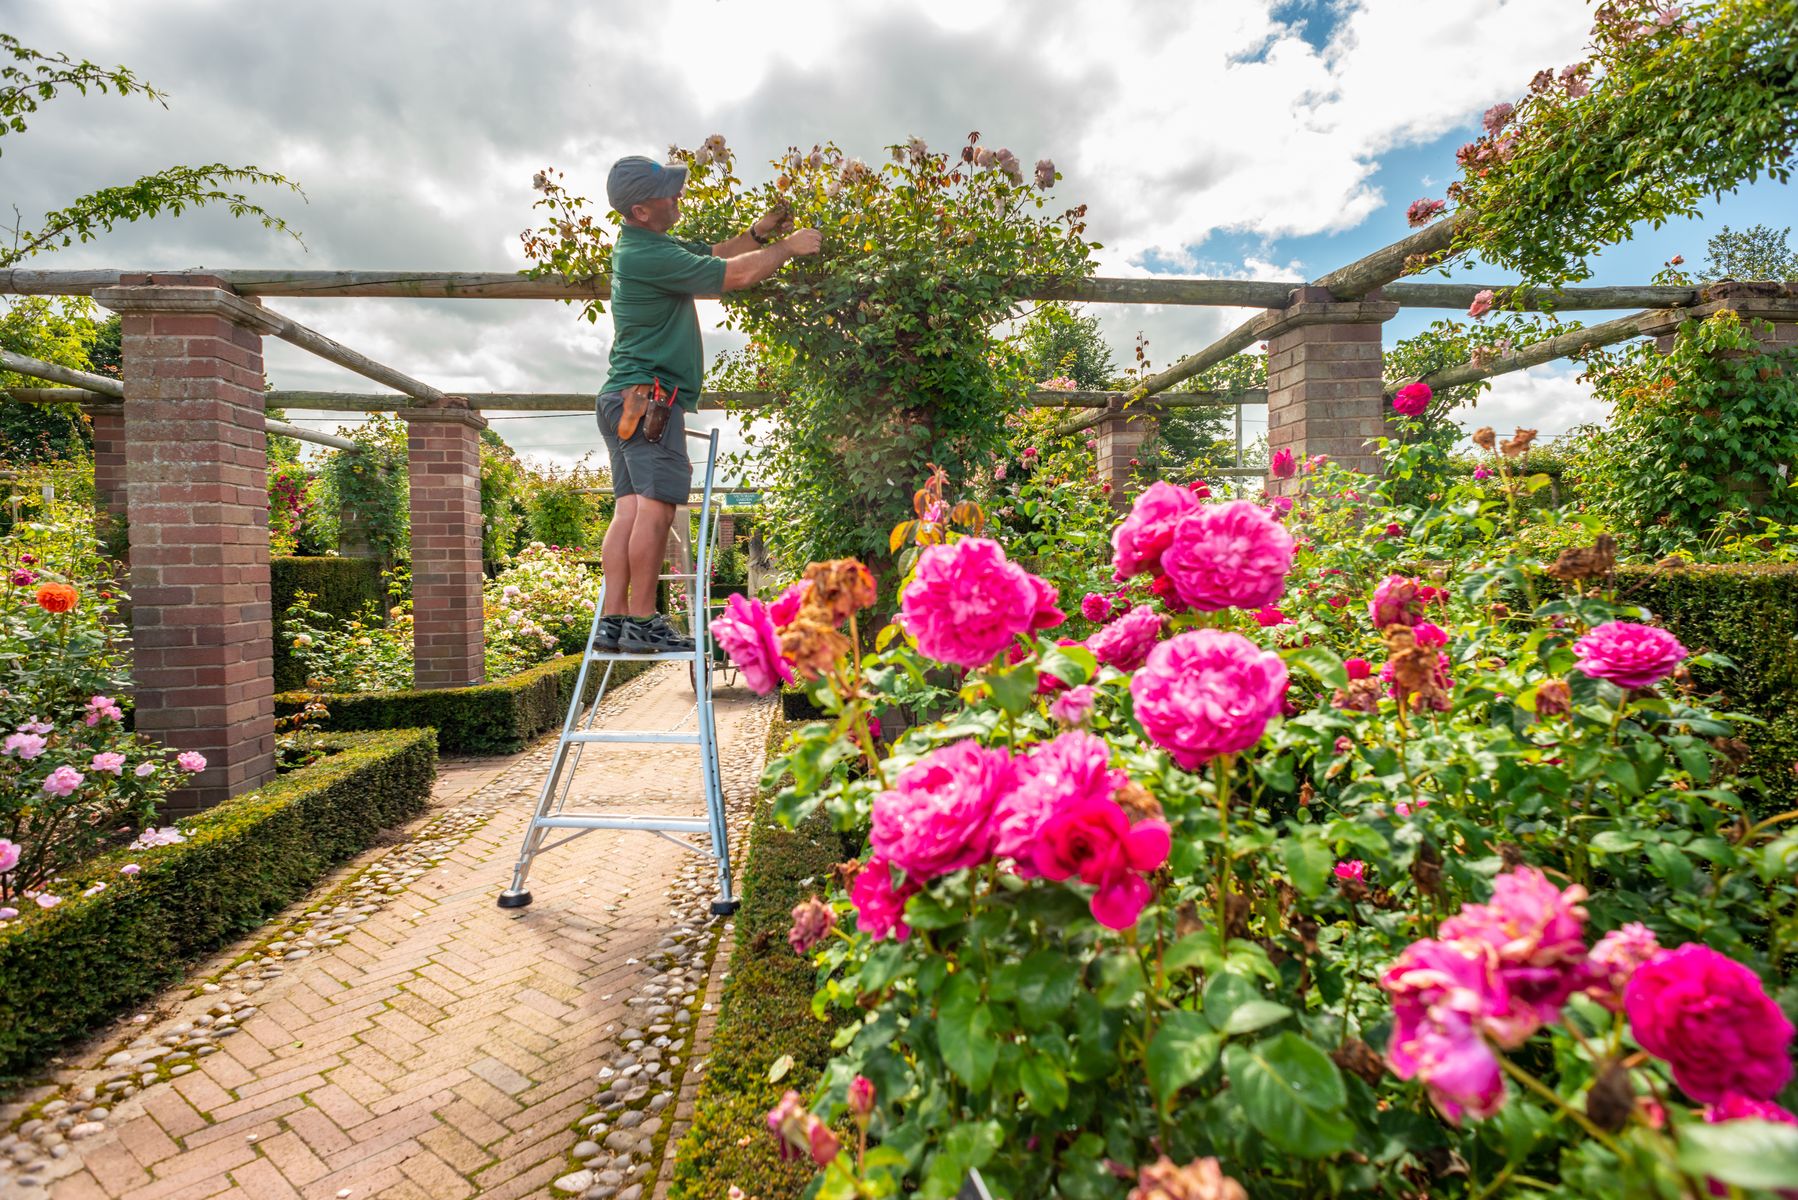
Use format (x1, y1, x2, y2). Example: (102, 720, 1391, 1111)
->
(1534, 678, 1572, 717)
(780, 615, 852, 681)
(1410, 840, 1444, 897)
(1114, 780, 1164, 823)
(1499, 427, 1538, 458)
(1546, 534, 1616, 582)
(1129, 1157, 1247, 1200)
(1586, 1061, 1636, 1134)
(801, 558, 877, 626)
(1383, 626, 1450, 711)
(1332, 678, 1383, 713)
(1472, 426, 1497, 451)
(1332, 1037, 1388, 1086)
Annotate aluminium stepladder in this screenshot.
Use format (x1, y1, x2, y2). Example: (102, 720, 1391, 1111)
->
(497, 426, 739, 916)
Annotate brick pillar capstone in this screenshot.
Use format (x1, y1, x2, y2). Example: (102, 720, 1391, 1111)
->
(1094, 397, 1156, 510)
(1262, 287, 1399, 495)
(1648, 280, 1798, 354)
(92, 275, 279, 814)
(87, 403, 128, 555)
(403, 400, 487, 689)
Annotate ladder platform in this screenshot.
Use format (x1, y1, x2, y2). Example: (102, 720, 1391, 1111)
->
(530, 814, 711, 833)
(565, 730, 700, 745)
(588, 649, 700, 664)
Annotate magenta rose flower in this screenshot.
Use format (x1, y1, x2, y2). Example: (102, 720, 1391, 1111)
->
(869, 739, 1013, 880)
(1161, 501, 1295, 612)
(1392, 383, 1432, 417)
(1382, 938, 1510, 1122)
(1088, 604, 1163, 672)
(1335, 860, 1367, 882)
(1035, 794, 1170, 929)
(1706, 1094, 1798, 1125)
(1440, 867, 1589, 1033)
(1269, 448, 1297, 479)
(1625, 942, 1795, 1103)
(711, 593, 795, 696)
(1582, 922, 1661, 1012)
(1027, 574, 1066, 632)
(1369, 574, 1430, 628)
(1111, 481, 1202, 581)
(1130, 630, 1289, 770)
(1049, 684, 1097, 727)
(849, 857, 918, 943)
(1081, 593, 1114, 623)
(1572, 621, 1688, 690)
(994, 731, 1125, 869)
(768, 580, 811, 627)
(900, 538, 1045, 668)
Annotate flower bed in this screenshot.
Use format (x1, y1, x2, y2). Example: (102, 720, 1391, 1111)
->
(274, 654, 653, 756)
(0, 727, 436, 1084)
(269, 556, 386, 691)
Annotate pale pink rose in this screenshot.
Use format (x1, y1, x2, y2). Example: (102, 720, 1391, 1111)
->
(1129, 630, 1289, 769)
(134, 762, 156, 778)
(1573, 621, 1687, 690)
(1034, 158, 1055, 189)
(1468, 289, 1496, 319)
(3, 732, 46, 760)
(1111, 481, 1202, 580)
(899, 538, 1044, 668)
(19, 719, 51, 735)
(1049, 684, 1097, 727)
(1392, 382, 1433, 417)
(869, 739, 1013, 880)
(1407, 198, 1447, 227)
(0, 838, 19, 873)
(119, 863, 142, 876)
(35, 893, 61, 909)
(91, 752, 126, 775)
(1626, 943, 1794, 1104)
(1582, 922, 1661, 1011)
(711, 593, 796, 696)
(176, 751, 207, 773)
(995, 731, 1125, 868)
(1382, 938, 1509, 1122)
(42, 766, 85, 797)
(1482, 102, 1515, 134)
(0, 907, 16, 921)
(1160, 501, 1295, 612)
(1440, 867, 1589, 1034)
(1087, 604, 1163, 672)
(82, 882, 107, 897)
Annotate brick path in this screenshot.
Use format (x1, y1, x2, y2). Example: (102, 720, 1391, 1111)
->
(3, 665, 771, 1200)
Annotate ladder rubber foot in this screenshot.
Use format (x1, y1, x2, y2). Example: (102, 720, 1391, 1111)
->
(710, 899, 741, 916)
(497, 889, 533, 909)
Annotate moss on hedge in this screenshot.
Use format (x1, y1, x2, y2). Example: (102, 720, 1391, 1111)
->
(270, 556, 387, 691)
(0, 727, 437, 1085)
(669, 718, 848, 1200)
(1619, 562, 1798, 815)
(275, 654, 654, 756)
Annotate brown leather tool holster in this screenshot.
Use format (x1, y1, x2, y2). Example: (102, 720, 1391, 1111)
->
(615, 383, 654, 442)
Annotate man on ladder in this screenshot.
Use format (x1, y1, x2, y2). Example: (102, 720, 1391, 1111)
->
(595, 154, 821, 653)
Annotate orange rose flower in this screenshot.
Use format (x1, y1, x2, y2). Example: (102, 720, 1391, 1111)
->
(35, 582, 79, 614)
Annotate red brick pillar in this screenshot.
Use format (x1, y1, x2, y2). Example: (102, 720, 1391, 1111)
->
(1094, 398, 1156, 510)
(403, 400, 486, 689)
(715, 512, 735, 549)
(93, 275, 279, 813)
(1262, 288, 1399, 494)
(87, 404, 128, 554)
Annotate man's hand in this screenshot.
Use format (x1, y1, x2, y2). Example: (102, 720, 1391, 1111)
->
(783, 228, 823, 257)
(752, 201, 794, 241)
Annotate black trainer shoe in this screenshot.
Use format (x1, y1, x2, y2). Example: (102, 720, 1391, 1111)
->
(618, 613, 695, 654)
(592, 615, 627, 652)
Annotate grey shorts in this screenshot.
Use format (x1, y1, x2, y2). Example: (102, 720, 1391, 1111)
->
(597, 390, 692, 505)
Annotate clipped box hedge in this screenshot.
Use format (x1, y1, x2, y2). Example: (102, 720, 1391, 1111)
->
(669, 718, 852, 1200)
(275, 653, 654, 756)
(270, 555, 387, 691)
(0, 727, 437, 1085)
(1619, 561, 1798, 815)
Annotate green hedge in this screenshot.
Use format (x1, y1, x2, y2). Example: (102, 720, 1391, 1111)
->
(275, 654, 654, 756)
(0, 727, 437, 1085)
(1619, 562, 1798, 815)
(669, 718, 849, 1200)
(270, 556, 386, 691)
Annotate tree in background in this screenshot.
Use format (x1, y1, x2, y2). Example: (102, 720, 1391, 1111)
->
(1016, 302, 1115, 389)
(313, 416, 409, 567)
(523, 457, 611, 554)
(1701, 223, 1798, 281)
(0, 298, 109, 462)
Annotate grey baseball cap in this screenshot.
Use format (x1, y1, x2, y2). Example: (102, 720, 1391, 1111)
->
(607, 156, 688, 214)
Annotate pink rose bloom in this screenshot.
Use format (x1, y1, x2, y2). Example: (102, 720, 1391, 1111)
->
(1111, 481, 1202, 580)
(1392, 382, 1433, 417)
(19, 719, 50, 735)
(1413, 621, 1449, 649)
(133, 762, 156, 778)
(176, 751, 207, 773)
(1468, 289, 1496, 319)
(42, 766, 85, 797)
(1382, 939, 1509, 1122)
(788, 896, 836, 955)
(1161, 500, 1296, 612)
(10, 568, 35, 586)
(1626, 943, 1795, 1103)
(3, 732, 46, 760)
(1080, 593, 1114, 623)
(807, 1121, 841, 1166)
(1130, 630, 1289, 769)
(869, 739, 1012, 880)
(1035, 794, 1171, 929)
(768, 580, 811, 628)
(900, 538, 1044, 668)
(712, 593, 796, 696)
(1088, 604, 1163, 672)
(91, 752, 126, 775)
(1369, 575, 1430, 628)
(1706, 1094, 1798, 1125)
(1440, 866, 1590, 1034)
(1582, 922, 1661, 1011)
(120, 863, 141, 876)
(1345, 657, 1372, 680)
(1482, 102, 1515, 134)
(849, 858, 917, 942)
(1251, 607, 1289, 628)
(1333, 735, 1353, 756)
(0, 838, 19, 873)
(0, 908, 15, 921)
(1473, 466, 1493, 480)
(1269, 448, 1297, 479)
(1027, 575, 1066, 632)
(1395, 797, 1431, 817)
(1049, 684, 1097, 727)
(35, 893, 61, 909)
(1407, 198, 1447, 227)
(996, 731, 1126, 869)
(1335, 860, 1367, 882)
(1573, 621, 1687, 690)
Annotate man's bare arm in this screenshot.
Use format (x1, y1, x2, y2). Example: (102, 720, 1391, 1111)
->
(721, 228, 822, 291)
(713, 202, 794, 258)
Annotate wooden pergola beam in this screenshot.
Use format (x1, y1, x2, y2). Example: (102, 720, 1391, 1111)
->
(231, 388, 1269, 413)
(1410, 307, 1698, 392)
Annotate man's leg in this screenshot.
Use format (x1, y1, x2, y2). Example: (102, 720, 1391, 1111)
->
(600, 494, 638, 617)
(625, 497, 677, 617)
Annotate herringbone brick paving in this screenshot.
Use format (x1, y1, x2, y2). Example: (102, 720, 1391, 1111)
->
(8, 665, 769, 1200)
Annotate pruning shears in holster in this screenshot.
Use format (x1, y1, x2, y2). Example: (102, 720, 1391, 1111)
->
(616, 377, 679, 444)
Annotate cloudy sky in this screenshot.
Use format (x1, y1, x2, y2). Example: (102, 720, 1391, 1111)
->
(3, 0, 1792, 475)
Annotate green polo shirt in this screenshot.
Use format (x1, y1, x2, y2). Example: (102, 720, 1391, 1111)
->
(601, 224, 726, 410)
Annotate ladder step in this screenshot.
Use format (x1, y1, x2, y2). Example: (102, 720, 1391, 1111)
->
(589, 650, 700, 663)
(530, 814, 711, 833)
(566, 731, 701, 745)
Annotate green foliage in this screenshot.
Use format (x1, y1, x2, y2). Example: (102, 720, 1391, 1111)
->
(281, 588, 412, 694)
(314, 415, 410, 564)
(523, 457, 609, 553)
(0, 296, 111, 463)
(0, 727, 436, 1085)
(1701, 223, 1798, 282)
(1568, 310, 1798, 556)
(668, 718, 850, 1200)
(269, 557, 385, 691)
(1016, 302, 1115, 389)
(274, 654, 652, 756)
(1448, 0, 1798, 287)
(479, 430, 528, 566)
